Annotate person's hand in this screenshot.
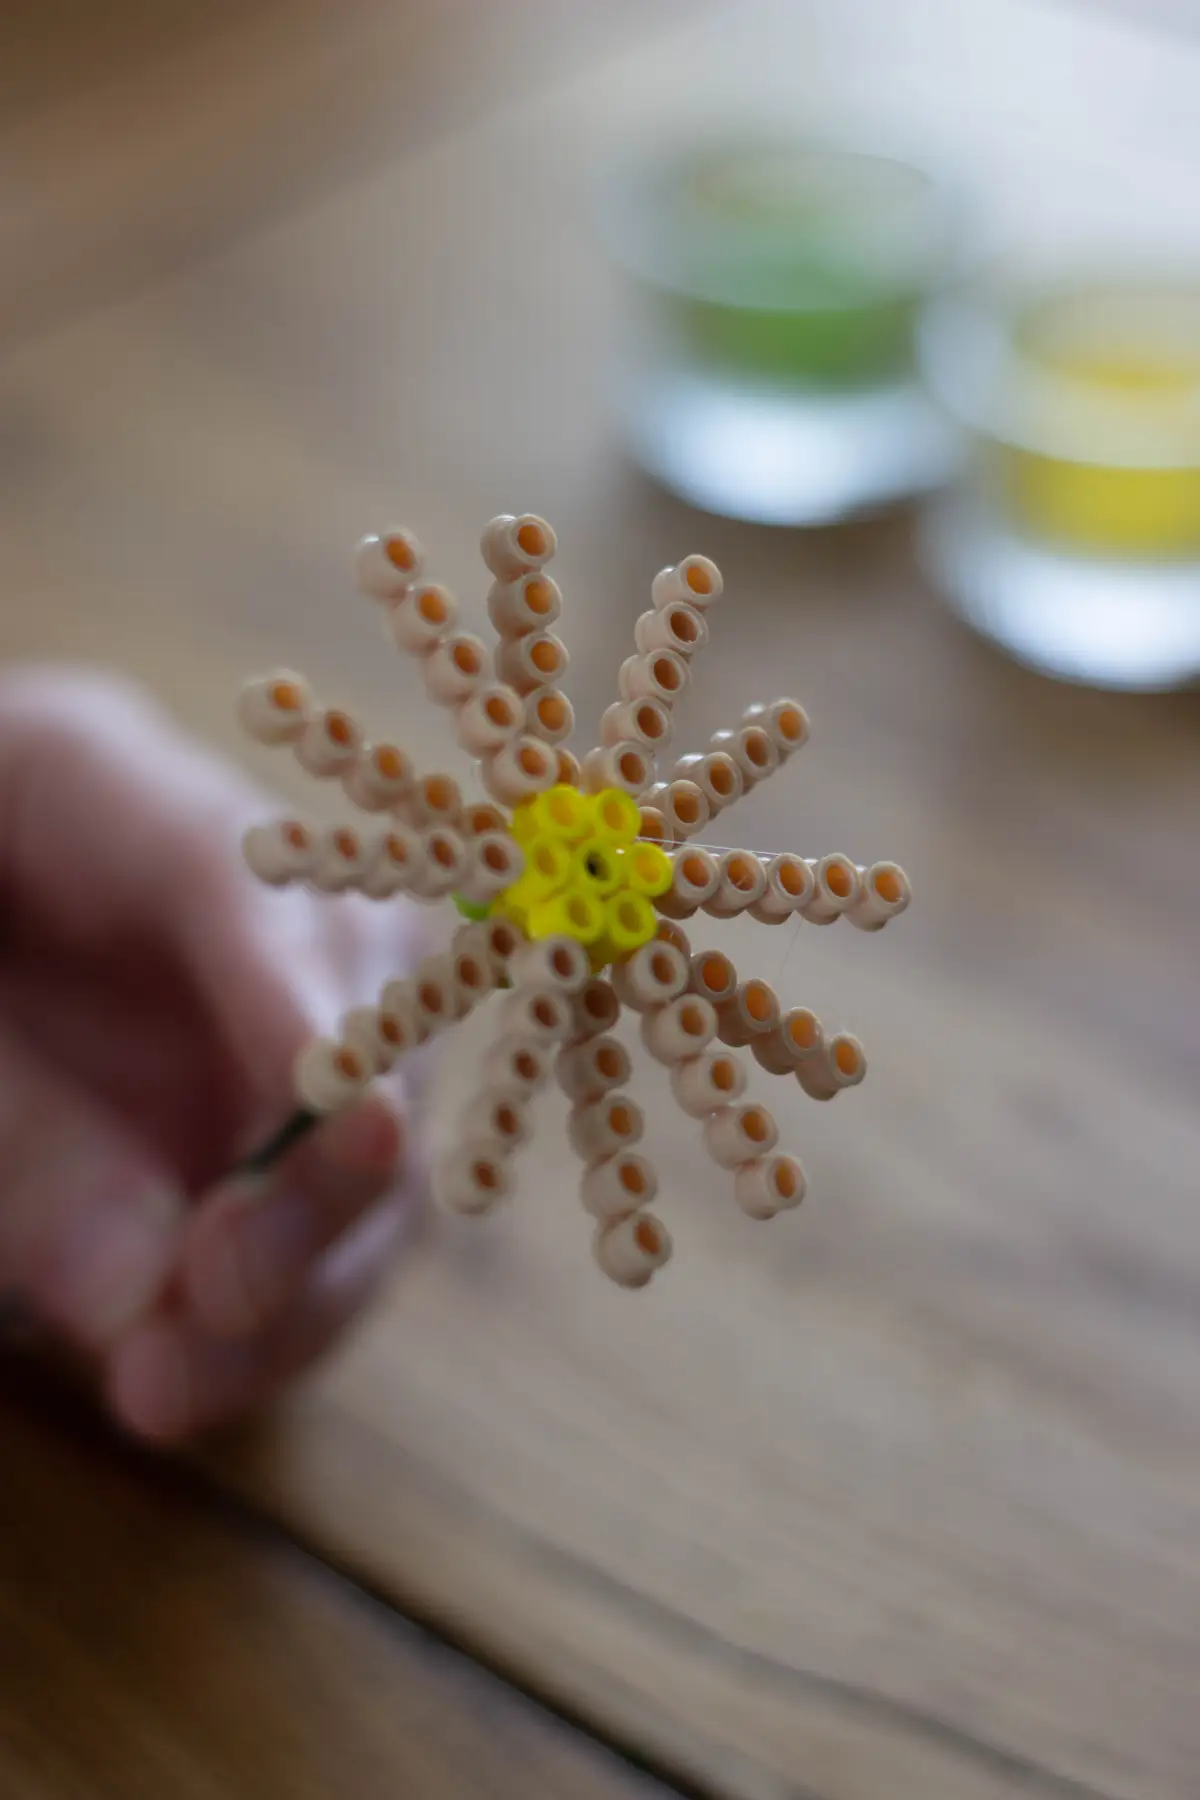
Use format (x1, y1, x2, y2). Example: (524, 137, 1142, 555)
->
(0, 666, 426, 1442)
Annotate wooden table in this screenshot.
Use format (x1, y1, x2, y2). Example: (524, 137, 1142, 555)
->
(2, 2, 1198, 1796)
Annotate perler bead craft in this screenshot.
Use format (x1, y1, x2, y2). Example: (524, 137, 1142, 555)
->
(237, 514, 910, 1287)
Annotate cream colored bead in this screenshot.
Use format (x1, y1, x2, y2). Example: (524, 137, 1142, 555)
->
(581, 1152, 658, 1223)
(703, 1102, 779, 1169)
(461, 800, 509, 838)
(593, 1212, 672, 1288)
(294, 1038, 372, 1114)
(688, 948, 739, 1009)
(669, 1050, 747, 1118)
(361, 825, 426, 899)
(237, 671, 314, 745)
(499, 984, 575, 1044)
(375, 991, 427, 1058)
(487, 572, 563, 636)
(483, 736, 558, 806)
(449, 940, 498, 1014)
(451, 917, 495, 964)
(653, 918, 692, 958)
(617, 649, 688, 707)
(481, 1033, 553, 1096)
(568, 978, 620, 1043)
(735, 1153, 807, 1220)
(716, 978, 781, 1047)
(295, 706, 363, 777)
(340, 1005, 397, 1075)
(354, 528, 425, 599)
(472, 1085, 533, 1154)
(654, 846, 719, 920)
(846, 861, 911, 932)
(407, 827, 467, 899)
(400, 772, 463, 830)
(456, 831, 524, 906)
(650, 554, 722, 611)
(640, 994, 716, 1065)
(480, 513, 557, 580)
(599, 696, 672, 754)
(510, 935, 591, 995)
(800, 853, 864, 924)
(435, 1144, 514, 1215)
(454, 683, 523, 758)
(412, 958, 459, 1036)
(750, 852, 815, 923)
(710, 724, 780, 786)
(495, 630, 569, 695)
(555, 1035, 632, 1104)
(524, 686, 575, 745)
(389, 582, 459, 655)
(343, 742, 415, 811)
(741, 697, 810, 758)
(242, 820, 317, 886)
(610, 940, 689, 1012)
(671, 751, 743, 815)
(311, 825, 371, 892)
(378, 979, 427, 1051)
(658, 780, 709, 843)
(637, 804, 669, 845)
(478, 915, 524, 973)
(580, 742, 653, 798)
(633, 600, 708, 660)
(703, 850, 767, 919)
(555, 746, 582, 788)
(422, 632, 491, 706)
(796, 1032, 866, 1100)
(751, 1006, 824, 1075)
(567, 1094, 645, 1163)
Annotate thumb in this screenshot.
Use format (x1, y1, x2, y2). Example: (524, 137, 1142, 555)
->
(0, 1024, 186, 1350)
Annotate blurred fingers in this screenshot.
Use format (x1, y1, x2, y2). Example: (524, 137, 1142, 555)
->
(0, 1023, 184, 1350)
(178, 1093, 404, 1339)
(0, 668, 429, 1125)
(107, 1194, 407, 1442)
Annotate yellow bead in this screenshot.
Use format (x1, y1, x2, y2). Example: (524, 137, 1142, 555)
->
(572, 836, 623, 897)
(501, 833, 571, 913)
(509, 798, 541, 845)
(624, 840, 672, 899)
(603, 889, 656, 955)
(590, 788, 640, 846)
(528, 888, 606, 945)
(529, 784, 592, 843)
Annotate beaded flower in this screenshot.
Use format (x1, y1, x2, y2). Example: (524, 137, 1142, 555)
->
(237, 515, 910, 1287)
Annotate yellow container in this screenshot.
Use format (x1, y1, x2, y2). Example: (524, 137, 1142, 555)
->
(1000, 285, 1200, 557)
(918, 270, 1200, 690)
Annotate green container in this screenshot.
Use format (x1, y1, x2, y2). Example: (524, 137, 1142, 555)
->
(600, 139, 962, 523)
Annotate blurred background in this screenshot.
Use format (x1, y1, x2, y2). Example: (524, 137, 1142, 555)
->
(2, 2, 1199, 1798)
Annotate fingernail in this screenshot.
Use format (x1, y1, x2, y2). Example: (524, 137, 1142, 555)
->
(109, 1322, 191, 1442)
(320, 1099, 401, 1176)
(51, 1186, 182, 1346)
(200, 1187, 324, 1336)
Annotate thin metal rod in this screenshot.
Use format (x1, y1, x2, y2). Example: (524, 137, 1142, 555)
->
(237, 1107, 319, 1177)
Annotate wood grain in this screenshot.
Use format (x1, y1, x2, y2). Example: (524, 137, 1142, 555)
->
(0, 2, 1197, 1799)
(0, 0, 701, 346)
(0, 1365, 675, 1800)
